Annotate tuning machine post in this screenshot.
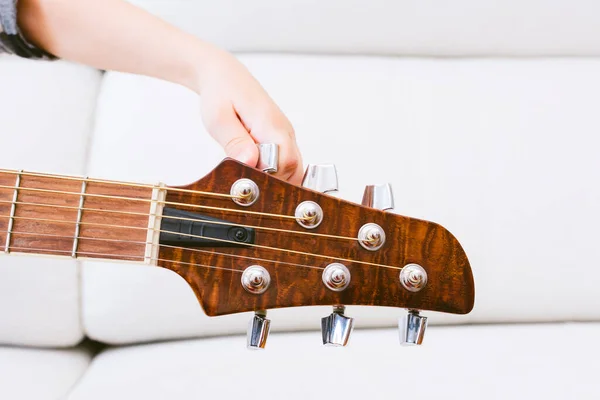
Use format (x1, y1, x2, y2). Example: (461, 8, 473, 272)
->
(321, 305, 354, 347)
(362, 183, 394, 211)
(243, 144, 278, 350)
(247, 310, 271, 350)
(302, 164, 339, 193)
(257, 143, 279, 173)
(399, 310, 428, 346)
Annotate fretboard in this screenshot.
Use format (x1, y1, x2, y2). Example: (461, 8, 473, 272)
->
(0, 169, 163, 263)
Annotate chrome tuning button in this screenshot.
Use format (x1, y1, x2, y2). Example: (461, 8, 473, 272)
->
(322, 263, 351, 292)
(241, 265, 271, 294)
(357, 222, 386, 251)
(362, 183, 394, 211)
(295, 201, 323, 229)
(247, 310, 271, 350)
(231, 179, 259, 207)
(302, 164, 339, 193)
(400, 263, 427, 292)
(321, 305, 354, 347)
(399, 310, 427, 346)
(257, 143, 279, 173)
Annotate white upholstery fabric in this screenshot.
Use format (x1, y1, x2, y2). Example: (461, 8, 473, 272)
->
(68, 323, 600, 399)
(0, 345, 92, 400)
(83, 55, 600, 345)
(0, 3, 599, 399)
(0, 57, 103, 347)
(130, 0, 600, 56)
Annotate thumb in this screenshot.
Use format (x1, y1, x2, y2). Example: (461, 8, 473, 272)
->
(205, 105, 259, 167)
(224, 135, 259, 167)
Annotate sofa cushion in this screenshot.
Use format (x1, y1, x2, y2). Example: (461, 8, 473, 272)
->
(0, 345, 92, 400)
(82, 55, 600, 345)
(0, 56, 103, 347)
(67, 323, 599, 399)
(129, 0, 600, 56)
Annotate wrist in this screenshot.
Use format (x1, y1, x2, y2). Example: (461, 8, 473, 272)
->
(181, 38, 229, 95)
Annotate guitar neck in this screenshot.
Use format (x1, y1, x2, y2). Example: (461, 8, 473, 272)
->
(0, 169, 164, 264)
(0, 160, 476, 322)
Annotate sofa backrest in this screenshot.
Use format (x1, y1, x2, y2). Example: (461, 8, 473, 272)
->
(131, 0, 600, 56)
(0, 58, 102, 347)
(81, 55, 600, 345)
(2, 1, 600, 347)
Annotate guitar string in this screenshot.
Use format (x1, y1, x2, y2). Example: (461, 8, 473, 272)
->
(0, 184, 304, 221)
(0, 177, 399, 270)
(3, 245, 245, 274)
(0, 169, 239, 199)
(0, 199, 367, 243)
(0, 215, 403, 271)
(1, 230, 326, 271)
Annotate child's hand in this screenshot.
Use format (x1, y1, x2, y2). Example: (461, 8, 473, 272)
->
(17, 0, 304, 183)
(196, 48, 303, 184)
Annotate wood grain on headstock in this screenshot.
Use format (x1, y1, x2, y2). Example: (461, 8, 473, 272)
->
(157, 159, 475, 316)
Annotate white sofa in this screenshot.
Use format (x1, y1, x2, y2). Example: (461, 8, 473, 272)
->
(1, 1, 599, 399)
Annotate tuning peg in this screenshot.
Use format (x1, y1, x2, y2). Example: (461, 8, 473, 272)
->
(302, 164, 338, 193)
(257, 143, 279, 173)
(247, 310, 271, 350)
(362, 183, 394, 211)
(399, 310, 427, 346)
(321, 305, 354, 346)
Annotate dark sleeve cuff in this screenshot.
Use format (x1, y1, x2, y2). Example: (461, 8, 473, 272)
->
(0, 0, 56, 59)
(0, 32, 56, 59)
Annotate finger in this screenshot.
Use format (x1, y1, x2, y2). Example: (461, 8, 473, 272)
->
(230, 100, 303, 182)
(281, 146, 304, 185)
(287, 148, 304, 185)
(203, 104, 259, 167)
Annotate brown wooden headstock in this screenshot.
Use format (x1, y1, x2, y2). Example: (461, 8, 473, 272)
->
(157, 159, 474, 317)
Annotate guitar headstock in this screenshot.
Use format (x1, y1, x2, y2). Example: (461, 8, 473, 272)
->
(157, 148, 474, 349)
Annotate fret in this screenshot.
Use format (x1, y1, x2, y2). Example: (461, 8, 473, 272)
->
(76, 180, 152, 261)
(71, 178, 87, 258)
(4, 170, 22, 253)
(0, 169, 153, 262)
(13, 175, 81, 255)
